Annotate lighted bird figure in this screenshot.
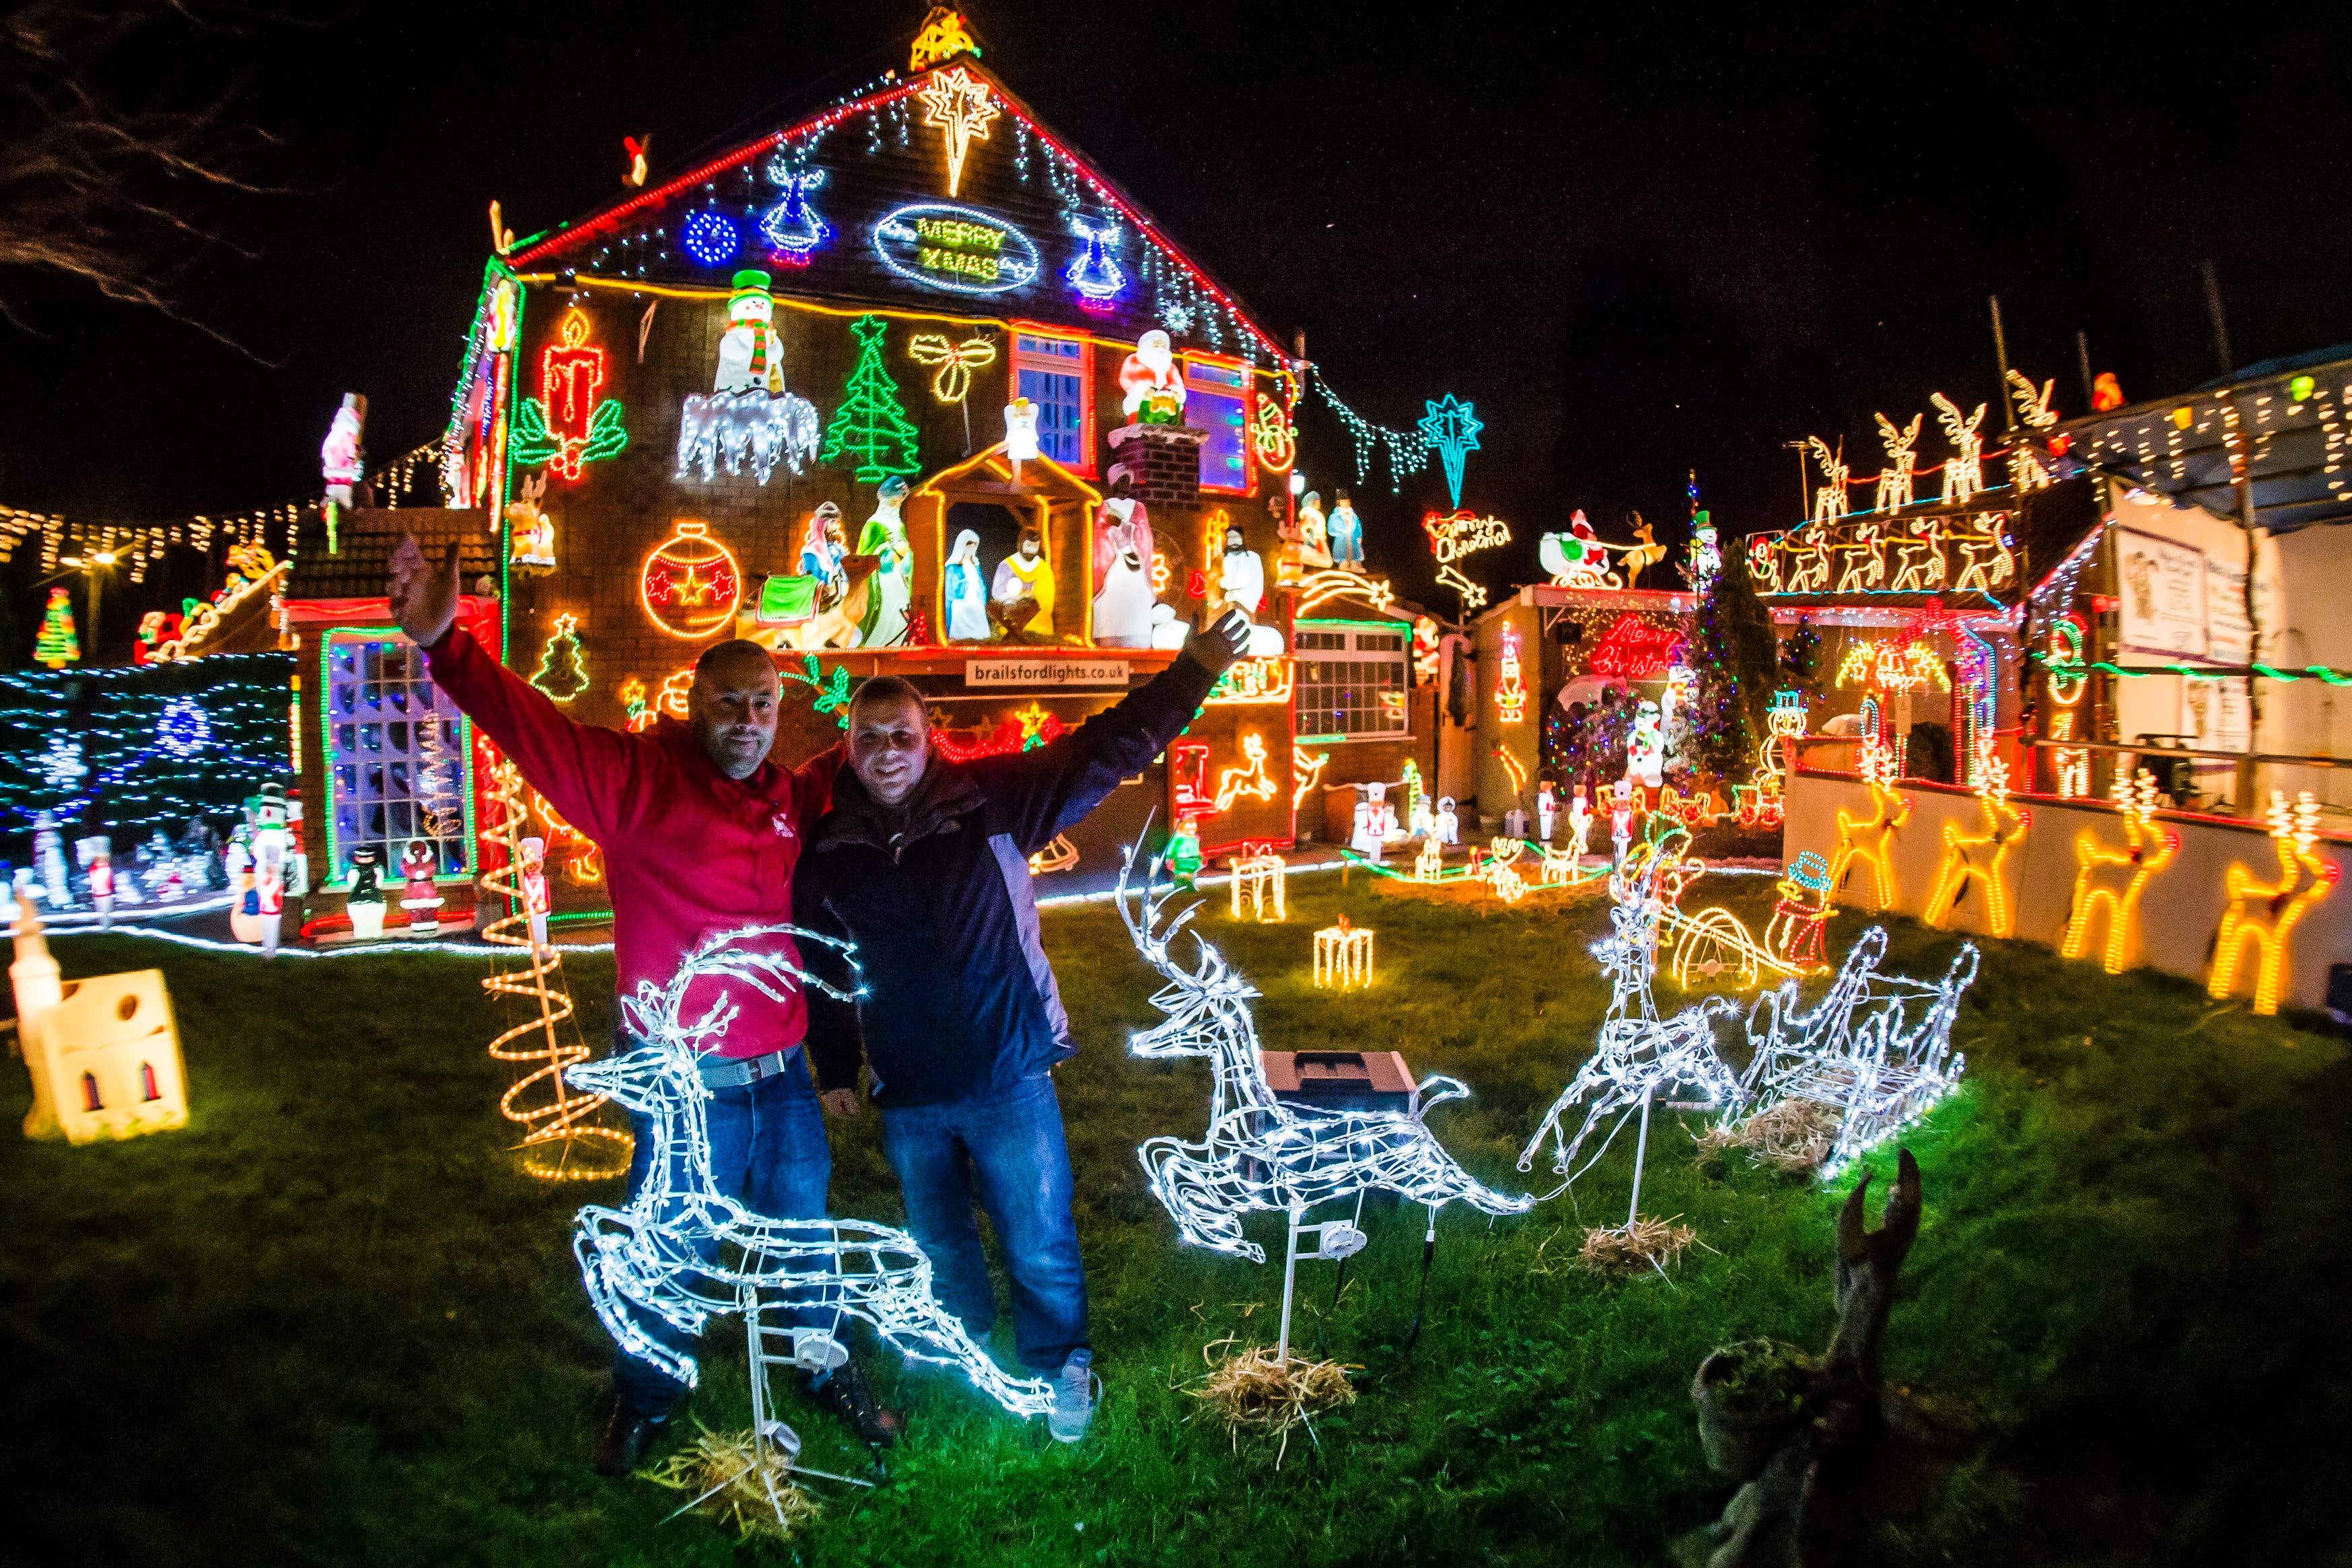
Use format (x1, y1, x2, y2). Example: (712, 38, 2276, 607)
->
(2208, 790, 2340, 1015)
(1923, 740, 2029, 938)
(1518, 828, 1744, 1209)
(566, 926, 1055, 1420)
(2062, 769, 2180, 974)
(1114, 841, 1531, 1357)
(1828, 740, 1910, 913)
(1417, 394, 1483, 510)
(1736, 925, 1977, 1178)
(758, 162, 832, 262)
(1931, 391, 1987, 505)
(1063, 216, 1125, 308)
(917, 65, 999, 198)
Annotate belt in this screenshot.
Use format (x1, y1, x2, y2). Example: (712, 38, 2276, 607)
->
(696, 1048, 794, 1089)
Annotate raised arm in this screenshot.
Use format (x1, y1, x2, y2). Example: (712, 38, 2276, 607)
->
(392, 535, 640, 843)
(969, 607, 1250, 853)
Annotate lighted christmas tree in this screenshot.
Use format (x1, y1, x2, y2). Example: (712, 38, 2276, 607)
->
(32, 587, 79, 669)
(1779, 614, 1824, 703)
(529, 614, 589, 703)
(1681, 542, 1777, 781)
(821, 314, 922, 483)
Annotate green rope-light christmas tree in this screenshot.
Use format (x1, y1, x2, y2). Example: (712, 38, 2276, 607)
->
(822, 315, 922, 483)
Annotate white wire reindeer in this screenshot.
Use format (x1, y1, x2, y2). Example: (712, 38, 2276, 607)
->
(567, 926, 1054, 1423)
(1738, 925, 1977, 1177)
(1116, 841, 1530, 1357)
(1519, 828, 1744, 1215)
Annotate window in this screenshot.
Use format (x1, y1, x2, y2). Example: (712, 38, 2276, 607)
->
(1184, 355, 1254, 495)
(1011, 326, 1094, 474)
(1295, 621, 1410, 742)
(321, 632, 472, 888)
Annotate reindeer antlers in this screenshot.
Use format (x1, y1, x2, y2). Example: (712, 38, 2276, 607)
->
(1836, 1145, 1921, 1269)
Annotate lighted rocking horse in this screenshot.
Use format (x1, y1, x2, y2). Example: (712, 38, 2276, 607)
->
(1116, 837, 1531, 1357)
(567, 926, 1055, 1425)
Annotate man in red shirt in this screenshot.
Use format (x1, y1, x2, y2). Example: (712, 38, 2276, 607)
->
(388, 536, 898, 1474)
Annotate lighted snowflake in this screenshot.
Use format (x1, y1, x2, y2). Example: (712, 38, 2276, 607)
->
(1159, 299, 1196, 334)
(156, 697, 211, 759)
(37, 734, 85, 791)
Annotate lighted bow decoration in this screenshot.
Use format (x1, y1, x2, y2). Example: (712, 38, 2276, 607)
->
(1417, 394, 1483, 510)
(566, 925, 1055, 1419)
(907, 332, 998, 405)
(918, 66, 1000, 199)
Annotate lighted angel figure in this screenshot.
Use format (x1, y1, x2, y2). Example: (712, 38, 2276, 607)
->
(1519, 828, 1744, 1201)
(1003, 397, 1040, 480)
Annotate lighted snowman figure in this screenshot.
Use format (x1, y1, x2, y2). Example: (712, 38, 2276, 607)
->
(1118, 330, 1186, 422)
(1003, 396, 1040, 481)
(1569, 785, 1594, 859)
(32, 812, 69, 908)
(1536, 780, 1557, 842)
(1609, 780, 1635, 866)
(1435, 795, 1460, 847)
(345, 847, 388, 941)
(518, 834, 551, 954)
(1625, 699, 1666, 789)
(713, 269, 789, 395)
(1351, 781, 1397, 863)
(399, 839, 443, 935)
(1686, 511, 1721, 587)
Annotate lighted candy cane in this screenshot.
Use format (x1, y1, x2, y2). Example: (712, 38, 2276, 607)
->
(566, 925, 1054, 1419)
(1116, 837, 1531, 1359)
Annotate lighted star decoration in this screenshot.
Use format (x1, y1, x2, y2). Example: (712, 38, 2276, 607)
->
(919, 66, 1001, 199)
(908, 332, 998, 404)
(1417, 394, 1483, 509)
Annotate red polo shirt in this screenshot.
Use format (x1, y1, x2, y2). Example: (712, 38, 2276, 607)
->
(426, 628, 838, 1059)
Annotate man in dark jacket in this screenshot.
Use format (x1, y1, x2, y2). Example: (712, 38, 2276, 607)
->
(802, 608, 1248, 1441)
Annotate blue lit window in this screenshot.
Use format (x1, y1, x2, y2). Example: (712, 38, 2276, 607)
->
(322, 633, 471, 888)
(1185, 357, 1254, 495)
(1011, 328, 1094, 475)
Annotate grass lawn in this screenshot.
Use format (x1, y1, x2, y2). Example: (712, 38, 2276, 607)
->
(5, 869, 2349, 1567)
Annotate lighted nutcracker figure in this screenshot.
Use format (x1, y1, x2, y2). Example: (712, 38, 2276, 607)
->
(1536, 779, 1558, 842)
(76, 837, 114, 930)
(1568, 785, 1594, 861)
(1609, 779, 1635, 867)
(345, 847, 388, 940)
(399, 839, 443, 935)
(32, 812, 69, 909)
(518, 834, 551, 953)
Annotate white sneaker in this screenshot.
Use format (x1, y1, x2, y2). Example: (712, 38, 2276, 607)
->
(1048, 1352, 1100, 1444)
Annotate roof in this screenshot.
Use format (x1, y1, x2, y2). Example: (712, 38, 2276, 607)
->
(1746, 474, 2104, 611)
(285, 508, 497, 602)
(503, 57, 1286, 364)
(2053, 349, 2352, 534)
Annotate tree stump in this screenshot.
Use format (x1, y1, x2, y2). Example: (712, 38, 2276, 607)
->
(1684, 1148, 1971, 1567)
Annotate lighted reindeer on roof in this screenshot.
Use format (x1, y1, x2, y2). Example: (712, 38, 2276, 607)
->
(1872, 412, 1922, 513)
(1114, 841, 1531, 1267)
(1931, 392, 1987, 505)
(1806, 437, 1851, 526)
(567, 927, 1054, 1421)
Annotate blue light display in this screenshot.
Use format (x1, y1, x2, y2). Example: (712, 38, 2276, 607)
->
(758, 164, 832, 263)
(680, 208, 743, 268)
(1063, 216, 1126, 308)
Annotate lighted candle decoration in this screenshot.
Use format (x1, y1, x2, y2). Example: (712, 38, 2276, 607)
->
(1313, 914, 1375, 989)
(2060, 770, 2179, 974)
(2208, 790, 2339, 1015)
(513, 310, 629, 481)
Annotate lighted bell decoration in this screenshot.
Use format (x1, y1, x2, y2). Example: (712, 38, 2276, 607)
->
(639, 520, 744, 639)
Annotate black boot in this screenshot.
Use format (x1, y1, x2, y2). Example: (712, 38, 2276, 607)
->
(592, 1391, 676, 1478)
(806, 1352, 904, 1448)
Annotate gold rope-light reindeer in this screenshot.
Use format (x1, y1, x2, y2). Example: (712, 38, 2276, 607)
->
(477, 754, 632, 1180)
(1829, 740, 1910, 914)
(2209, 790, 2340, 1015)
(2061, 769, 2180, 974)
(1923, 739, 2029, 938)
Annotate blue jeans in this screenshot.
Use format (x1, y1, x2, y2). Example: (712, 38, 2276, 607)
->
(608, 1047, 832, 1417)
(880, 1073, 1087, 1374)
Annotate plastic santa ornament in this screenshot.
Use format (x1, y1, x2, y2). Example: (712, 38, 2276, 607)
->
(1091, 477, 1159, 648)
(518, 835, 551, 953)
(33, 813, 69, 909)
(76, 837, 114, 930)
(859, 476, 915, 647)
(1328, 489, 1365, 570)
(345, 847, 388, 940)
(1118, 330, 1186, 423)
(1003, 397, 1040, 480)
(1536, 781, 1557, 842)
(1435, 796, 1460, 847)
(399, 839, 443, 935)
(321, 392, 367, 508)
(1625, 699, 1666, 789)
(992, 526, 1056, 639)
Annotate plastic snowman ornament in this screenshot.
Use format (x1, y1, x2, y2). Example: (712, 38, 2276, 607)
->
(518, 834, 551, 954)
(1435, 795, 1460, 847)
(398, 839, 443, 935)
(76, 837, 114, 930)
(1625, 699, 1666, 789)
(244, 784, 291, 955)
(225, 824, 258, 940)
(345, 847, 388, 940)
(1536, 781, 1557, 842)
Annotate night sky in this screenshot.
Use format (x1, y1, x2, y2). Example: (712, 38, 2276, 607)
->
(3, 1, 2348, 636)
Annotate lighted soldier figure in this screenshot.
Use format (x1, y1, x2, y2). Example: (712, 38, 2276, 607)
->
(399, 839, 443, 935)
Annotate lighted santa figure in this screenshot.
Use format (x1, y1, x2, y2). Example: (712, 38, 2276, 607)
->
(518, 834, 551, 953)
(1327, 489, 1365, 569)
(1090, 474, 1160, 647)
(991, 526, 1056, 639)
(399, 839, 443, 935)
(76, 837, 114, 931)
(1003, 396, 1040, 480)
(1118, 329, 1186, 422)
(321, 392, 367, 508)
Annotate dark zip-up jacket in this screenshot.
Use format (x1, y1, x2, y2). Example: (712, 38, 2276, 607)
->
(799, 650, 1219, 1107)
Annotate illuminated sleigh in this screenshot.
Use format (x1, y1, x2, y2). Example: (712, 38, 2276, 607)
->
(1735, 927, 1976, 1175)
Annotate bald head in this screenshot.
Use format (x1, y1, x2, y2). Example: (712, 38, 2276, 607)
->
(689, 639, 780, 779)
